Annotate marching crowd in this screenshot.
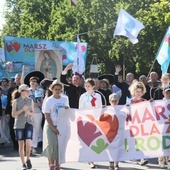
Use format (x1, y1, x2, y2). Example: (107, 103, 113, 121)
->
(0, 63, 170, 170)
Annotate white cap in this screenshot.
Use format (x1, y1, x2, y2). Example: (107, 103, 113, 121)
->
(19, 84, 29, 91)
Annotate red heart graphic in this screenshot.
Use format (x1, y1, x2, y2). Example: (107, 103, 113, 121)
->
(81, 45, 86, 52)
(6, 43, 13, 52)
(77, 116, 102, 146)
(87, 113, 119, 143)
(13, 42, 20, 52)
(76, 44, 86, 52)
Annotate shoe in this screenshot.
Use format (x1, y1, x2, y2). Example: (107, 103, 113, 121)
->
(115, 165, 119, 170)
(49, 165, 56, 170)
(132, 159, 138, 164)
(167, 161, 170, 170)
(55, 167, 61, 170)
(109, 166, 114, 170)
(140, 159, 148, 166)
(159, 157, 166, 168)
(26, 159, 32, 169)
(22, 164, 27, 170)
(89, 162, 96, 169)
(109, 162, 114, 170)
(31, 147, 37, 154)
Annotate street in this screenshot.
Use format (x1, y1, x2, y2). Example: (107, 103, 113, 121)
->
(0, 145, 167, 170)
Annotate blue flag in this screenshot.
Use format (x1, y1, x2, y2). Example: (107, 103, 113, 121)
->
(156, 27, 170, 74)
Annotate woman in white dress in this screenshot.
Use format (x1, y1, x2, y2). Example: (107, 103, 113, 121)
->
(79, 78, 102, 168)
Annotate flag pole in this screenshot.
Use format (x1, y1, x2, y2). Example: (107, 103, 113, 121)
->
(146, 58, 156, 80)
(123, 54, 126, 80)
(122, 39, 126, 80)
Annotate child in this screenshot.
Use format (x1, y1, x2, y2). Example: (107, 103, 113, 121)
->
(129, 81, 148, 166)
(108, 93, 120, 170)
(79, 78, 102, 168)
(12, 84, 34, 170)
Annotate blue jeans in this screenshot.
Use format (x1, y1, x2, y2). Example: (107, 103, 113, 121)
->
(14, 123, 33, 140)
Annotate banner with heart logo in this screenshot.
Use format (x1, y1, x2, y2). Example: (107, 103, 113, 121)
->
(2, 36, 87, 80)
(57, 100, 170, 164)
(57, 106, 127, 163)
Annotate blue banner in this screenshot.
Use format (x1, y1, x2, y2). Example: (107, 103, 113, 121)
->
(0, 36, 87, 79)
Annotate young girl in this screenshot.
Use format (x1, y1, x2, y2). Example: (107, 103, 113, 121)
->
(129, 81, 148, 166)
(79, 78, 102, 168)
(12, 84, 34, 170)
(108, 93, 120, 170)
(79, 78, 102, 109)
(41, 80, 69, 170)
(21, 66, 44, 154)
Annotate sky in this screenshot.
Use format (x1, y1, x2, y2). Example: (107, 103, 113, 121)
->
(0, 0, 6, 30)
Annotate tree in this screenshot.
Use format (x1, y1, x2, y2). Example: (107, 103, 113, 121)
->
(1, 0, 170, 78)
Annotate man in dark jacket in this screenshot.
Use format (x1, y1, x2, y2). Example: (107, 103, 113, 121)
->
(114, 65, 132, 105)
(60, 63, 86, 108)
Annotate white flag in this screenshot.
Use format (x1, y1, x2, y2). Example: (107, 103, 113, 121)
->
(113, 8, 145, 44)
(72, 35, 85, 75)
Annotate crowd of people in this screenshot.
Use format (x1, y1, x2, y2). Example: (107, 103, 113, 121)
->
(0, 63, 170, 170)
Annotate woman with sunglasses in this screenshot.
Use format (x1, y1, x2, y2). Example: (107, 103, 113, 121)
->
(12, 84, 34, 170)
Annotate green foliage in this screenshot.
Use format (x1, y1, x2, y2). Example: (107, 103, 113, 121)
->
(0, 0, 170, 78)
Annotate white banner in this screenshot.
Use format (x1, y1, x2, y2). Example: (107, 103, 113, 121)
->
(57, 100, 170, 164)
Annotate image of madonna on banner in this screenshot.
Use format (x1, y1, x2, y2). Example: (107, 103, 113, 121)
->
(35, 50, 62, 80)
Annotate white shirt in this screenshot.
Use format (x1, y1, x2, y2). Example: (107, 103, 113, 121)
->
(79, 92, 102, 109)
(44, 95, 69, 126)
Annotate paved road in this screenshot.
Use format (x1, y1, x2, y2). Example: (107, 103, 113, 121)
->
(0, 145, 167, 170)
